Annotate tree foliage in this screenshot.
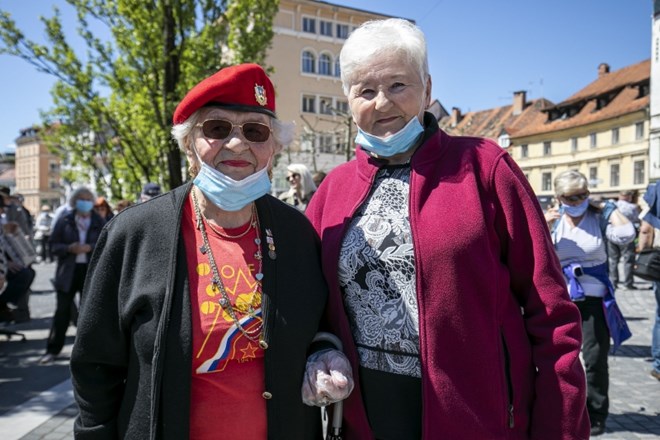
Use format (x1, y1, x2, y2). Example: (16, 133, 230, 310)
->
(0, 0, 278, 199)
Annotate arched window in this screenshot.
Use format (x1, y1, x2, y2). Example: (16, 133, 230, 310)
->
(319, 53, 332, 76)
(302, 51, 316, 74)
(334, 57, 341, 77)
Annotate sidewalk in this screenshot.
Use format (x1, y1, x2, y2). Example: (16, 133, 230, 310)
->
(0, 263, 659, 439)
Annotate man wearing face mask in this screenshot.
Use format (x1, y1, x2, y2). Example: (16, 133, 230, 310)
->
(546, 170, 635, 436)
(39, 187, 104, 365)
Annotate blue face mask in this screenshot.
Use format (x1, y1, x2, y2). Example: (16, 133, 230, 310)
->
(75, 200, 94, 213)
(193, 158, 271, 212)
(354, 116, 424, 158)
(562, 198, 590, 218)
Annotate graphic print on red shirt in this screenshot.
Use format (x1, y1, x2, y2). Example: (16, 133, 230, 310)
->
(182, 197, 266, 439)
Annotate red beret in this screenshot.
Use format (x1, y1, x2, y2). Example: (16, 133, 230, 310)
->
(172, 63, 276, 124)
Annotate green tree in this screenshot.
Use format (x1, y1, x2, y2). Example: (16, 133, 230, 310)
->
(0, 0, 278, 199)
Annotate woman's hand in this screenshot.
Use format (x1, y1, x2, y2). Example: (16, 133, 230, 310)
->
(544, 206, 560, 225)
(301, 349, 354, 407)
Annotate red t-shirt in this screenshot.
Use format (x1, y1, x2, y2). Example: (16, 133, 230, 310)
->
(182, 196, 267, 439)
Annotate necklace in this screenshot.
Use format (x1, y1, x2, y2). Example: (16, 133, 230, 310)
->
(191, 188, 264, 341)
(203, 204, 256, 240)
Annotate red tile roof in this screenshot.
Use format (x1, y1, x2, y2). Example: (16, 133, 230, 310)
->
(438, 98, 553, 140)
(512, 59, 650, 138)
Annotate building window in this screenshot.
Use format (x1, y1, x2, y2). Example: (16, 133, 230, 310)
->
(302, 95, 315, 113)
(302, 17, 316, 34)
(319, 134, 334, 153)
(611, 127, 619, 145)
(319, 97, 333, 115)
(589, 166, 598, 187)
(636, 121, 645, 140)
(634, 160, 645, 184)
(319, 53, 332, 76)
(520, 144, 528, 158)
(334, 57, 341, 77)
(571, 137, 578, 152)
(610, 163, 620, 187)
(320, 20, 332, 36)
(543, 141, 551, 156)
(498, 134, 510, 149)
(336, 24, 349, 39)
(336, 100, 349, 115)
(302, 51, 316, 74)
(590, 132, 597, 148)
(542, 172, 552, 191)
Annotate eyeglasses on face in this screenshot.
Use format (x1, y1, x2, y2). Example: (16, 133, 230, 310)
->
(286, 173, 300, 182)
(561, 192, 589, 203)
(196, 119, 272, 143)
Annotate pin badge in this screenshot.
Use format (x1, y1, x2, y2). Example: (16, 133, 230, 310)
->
(254, 83, 267, 106)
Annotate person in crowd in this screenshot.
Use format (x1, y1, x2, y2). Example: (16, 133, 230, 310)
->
(545, 170, 635, 436)
(0, 215, 36, 324)
(0, 187, 33, 239)
(140, 182, 161, 203)
(114, 199, 133, 213)
(608, 190, 640, 290)
(70, 63, 349, 439)
(35, 204, 54, 263)
(93, 197, 114, 223)
(312, 170, 327, 188)
(39, 187, 104, 365)
(304, 18, 589, 439)
(278, 163, 316, 211)
(637, 182, 660, 381)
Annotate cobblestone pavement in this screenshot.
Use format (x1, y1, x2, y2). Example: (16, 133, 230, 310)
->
(0, 263, 659, 439)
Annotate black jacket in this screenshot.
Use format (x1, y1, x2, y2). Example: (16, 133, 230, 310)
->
(50, 210, 104, 292)
(71, 183, 328, 439)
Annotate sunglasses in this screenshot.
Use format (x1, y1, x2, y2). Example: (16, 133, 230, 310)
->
(287, 173, 300, 182)
(196, 119, 272, 143)
(561, 192, 589, 203)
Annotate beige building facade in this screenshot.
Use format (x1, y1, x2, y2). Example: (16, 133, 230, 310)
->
(14, 127, 62, 215)
(510, 61, 650, 206)
(266, 0, 394, 192)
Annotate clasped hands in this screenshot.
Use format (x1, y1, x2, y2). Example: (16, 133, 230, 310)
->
(301, 349, 354, 407)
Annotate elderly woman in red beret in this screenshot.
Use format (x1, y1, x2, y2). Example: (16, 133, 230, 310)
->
(70, 64, 352, 439)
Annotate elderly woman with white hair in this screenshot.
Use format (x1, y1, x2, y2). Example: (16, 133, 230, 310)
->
(279, 163, 317, 211)
(40, 186, 104, 365)
(304, 18, 590, 439)
(545, 169, 634, 436)
(70, 64, 351, 439)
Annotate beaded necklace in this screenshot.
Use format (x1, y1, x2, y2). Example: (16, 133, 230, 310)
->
(191, 188, 263, 341)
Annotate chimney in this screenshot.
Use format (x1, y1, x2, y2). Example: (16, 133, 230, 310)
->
(512, 91, 526, 115)
(598, 63, 610, 77)
(451, 107, 462, 127)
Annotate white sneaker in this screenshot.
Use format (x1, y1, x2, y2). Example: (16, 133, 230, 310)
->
(38, 353, 55, 365)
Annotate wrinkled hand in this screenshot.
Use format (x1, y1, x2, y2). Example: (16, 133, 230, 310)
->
(544, 207, 560, 224)
(302, 349, 354, 407)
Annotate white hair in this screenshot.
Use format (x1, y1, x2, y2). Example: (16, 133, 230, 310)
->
(339, 18, 429, 95)
(68, 186, 95, 208)
(286, 163, 316, 197)
(554, 170, 588, 197)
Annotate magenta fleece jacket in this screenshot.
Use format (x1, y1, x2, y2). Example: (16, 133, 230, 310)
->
(306, 124, 590, 440)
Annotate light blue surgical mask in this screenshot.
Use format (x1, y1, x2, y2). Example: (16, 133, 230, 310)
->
(562, 198, 590, 218)
(75, 200, 94, 213)
(192, 153, 271, 212)
(354, 116, 424, 158)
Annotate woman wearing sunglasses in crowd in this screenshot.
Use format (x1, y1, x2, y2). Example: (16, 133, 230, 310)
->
(278, 163, 317, 212)
(70, 64, 352, 439)
(545, 170, 635, 437)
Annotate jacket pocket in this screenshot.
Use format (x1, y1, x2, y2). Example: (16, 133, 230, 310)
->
(500, 331, 515, 428)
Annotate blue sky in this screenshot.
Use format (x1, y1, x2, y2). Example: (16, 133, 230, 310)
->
(0, 0, 653, 151)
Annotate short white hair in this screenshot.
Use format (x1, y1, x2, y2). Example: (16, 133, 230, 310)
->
(554, 170, 588, 197)
(340, 18, 429, 95)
